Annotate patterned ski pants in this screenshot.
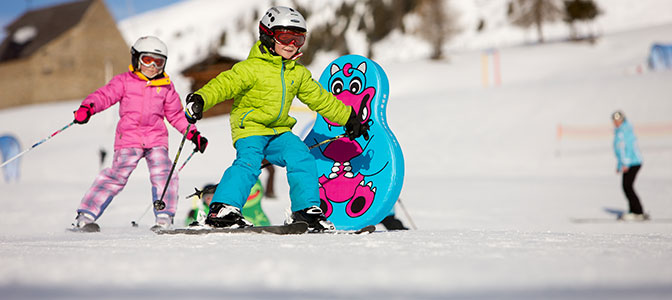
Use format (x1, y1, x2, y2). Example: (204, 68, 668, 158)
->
(77, 147, 178, 220)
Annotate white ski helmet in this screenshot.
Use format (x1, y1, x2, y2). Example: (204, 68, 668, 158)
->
(611, 110, 625, 121)
(131, 36, 168, 70)
(259, 6, 307, 49)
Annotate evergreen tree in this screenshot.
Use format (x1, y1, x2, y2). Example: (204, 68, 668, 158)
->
(508, 0, 563, 43)
(415, 0, 459, 60)
(563, 0, 601, 40)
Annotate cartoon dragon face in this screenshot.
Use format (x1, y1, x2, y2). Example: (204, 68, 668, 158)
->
(324, 62, 374, 128)
(321, 62, 375, 163)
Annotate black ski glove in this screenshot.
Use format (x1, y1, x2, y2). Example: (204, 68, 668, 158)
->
(185, 93, 204, 124)
(344, 107, 369, 140)
(187, 129, 208, 153)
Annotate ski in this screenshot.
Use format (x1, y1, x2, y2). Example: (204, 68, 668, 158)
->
(570, 218, 672, 224)
(314, 225, 377, 234)
(570, 208, 672, 223)
(154, 221, 308, 235)
(67, 223, 101, 233)
(351, 224, 377, 234)
(351, 225, 376, 234)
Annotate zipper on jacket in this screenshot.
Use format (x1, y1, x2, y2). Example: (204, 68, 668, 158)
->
(274, 62, 287, 124)
(240, 109, 255, 128)
(140, 83, 147, 147)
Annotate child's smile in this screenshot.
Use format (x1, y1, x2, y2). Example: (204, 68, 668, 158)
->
(275, 43, 298, 60)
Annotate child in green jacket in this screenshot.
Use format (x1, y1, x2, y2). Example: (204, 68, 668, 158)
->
(184, 6, 366, 231)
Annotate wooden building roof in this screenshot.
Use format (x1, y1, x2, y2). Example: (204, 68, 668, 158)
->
(0, 0, 94, 62)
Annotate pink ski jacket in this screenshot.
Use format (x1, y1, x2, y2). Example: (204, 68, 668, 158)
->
(81, 66, 193, 150)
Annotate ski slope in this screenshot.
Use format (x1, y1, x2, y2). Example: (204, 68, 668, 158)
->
(1, 12, 672, 300)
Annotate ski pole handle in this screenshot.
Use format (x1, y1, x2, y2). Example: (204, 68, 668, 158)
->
(0, 121, 75, 168)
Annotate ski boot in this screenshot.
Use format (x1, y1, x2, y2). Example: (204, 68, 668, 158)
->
(205, 202, 253, 228)
(380, 214, 409, 230)
(619, 212, 650, 221)
(150, 213, 173, 232)
(288, 206, 335, 232)
(71, 212, 100, 232)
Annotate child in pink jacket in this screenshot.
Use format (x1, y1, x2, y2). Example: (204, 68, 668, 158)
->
(71, 36, 208, 232)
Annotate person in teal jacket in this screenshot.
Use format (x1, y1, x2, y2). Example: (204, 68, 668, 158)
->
(612, 111, 647, 221)
(184, 6, 368, 231)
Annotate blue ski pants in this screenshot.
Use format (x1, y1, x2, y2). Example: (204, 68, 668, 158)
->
(212, 132, 319, 212)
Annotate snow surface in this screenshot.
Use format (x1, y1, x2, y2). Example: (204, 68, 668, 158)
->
(2, 2, 672, 300)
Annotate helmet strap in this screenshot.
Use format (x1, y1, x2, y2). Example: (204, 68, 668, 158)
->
(290, 51, 303, 60)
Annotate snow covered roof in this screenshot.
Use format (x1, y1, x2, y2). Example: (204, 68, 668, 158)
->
(0, 0, 93, 62)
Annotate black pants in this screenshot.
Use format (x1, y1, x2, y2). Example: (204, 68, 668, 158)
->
(622, 165, 643, 214)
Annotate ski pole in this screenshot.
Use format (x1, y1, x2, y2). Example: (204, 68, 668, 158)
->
(0, 121, 75, 168)
(178, 149, 197, 172)
(308, 134, 346, 150)
(132, 149, 196, 227)
(397, 198, 417, 230)
(131, 204, 152, 227)
(153, 124, 191, 211)
(260, 134, 346, 169)
(133, 140, 199, 227)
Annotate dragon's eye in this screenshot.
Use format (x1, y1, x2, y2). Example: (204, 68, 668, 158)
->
(349, 77, 362, 94)
(331, 79, 344, 94)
